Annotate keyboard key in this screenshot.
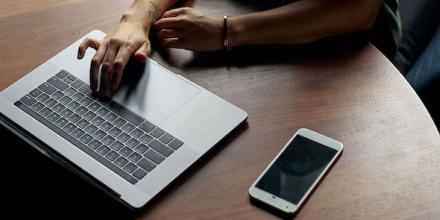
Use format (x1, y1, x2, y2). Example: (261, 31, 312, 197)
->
(72, 92, 85, 102)
(108, 101, 143, 126)
(93, 130, 106, 140)
(38, 83, 56, 95)
(133, 169, 147, 179)
(130, 128, 144, 139)
(113, 117, 126, 128)
(104, 113, 118, 122)
(128, 152, 142, 163)
(137, 158, 155, 172)
(134, 144, 149, 154)
(125, 138, 140, 149)
(115, 157, 129, 167)
(51, 91, 64, 100)
(56, 70, 69, 79)
(144, 149, 165, 164)
(67, 101, 81, 110)
(30, 88, 43, 97)
(60, 109, 74, 118)
(74, 106, 88, 115)
(55, 118, 68, 128)
(100, 122, 113, 132)
(109, 127, 122, 137)
(119, 147, 133, 157)
(105, 151, 119, 161)
(79, 84, 94, 96)
(31, 102, 45, 112)
(59, 96, 72, 105)
(159, 133, 173, 144)
(64, 88, 77, 97)
(63, 123, 77, 133)
(44, 98, 57, 108)
(88, 102, 101, 112)
(110, 141, 124, 151)
(79, 134, 93, 144)
(76, 119, 90, 129)
(117, 133, 130, 143)
(102, 135, 116, 146)
(88, 140, 101, 150)
(64, 74, 77, 83)
(139, 122, 155, 133)
(36, 93, 50, 102)
(91, 116, 105, 126)
(139, 134, 153, 144)
(83, 111, 96, 121)
(97, 146, 111, 155)
(96, 107, 110, 117)
(39, 107, 53, 118)
(123, 163, 138, 173)
(66, 74, 77, 82)
(150, 128, 164, 138)
(47, 76, 68, 91)
(53, 103, 65, 113)
(85, 124, 98, 134)
(71, 129, 85, 139)
(71, 79, 85, 89)
(20, 95, 37, 106)
(68, 114, 81, 123)
(47, 113, 61, 123)
(80, 97, 93, 107)
(168, 139, 184, 150)
(121, 123, 135, 133)
(149, 140, 173, 157)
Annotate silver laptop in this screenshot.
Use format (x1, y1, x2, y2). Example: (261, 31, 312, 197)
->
(0, 30, 247, 208)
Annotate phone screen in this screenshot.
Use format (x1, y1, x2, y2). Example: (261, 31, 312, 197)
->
(255, 135, 337, 205)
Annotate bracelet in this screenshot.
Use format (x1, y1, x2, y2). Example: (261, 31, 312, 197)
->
(223, 15, 231, 51)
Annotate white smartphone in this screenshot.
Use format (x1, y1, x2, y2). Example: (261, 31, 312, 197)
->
(249, 128, 343, 215)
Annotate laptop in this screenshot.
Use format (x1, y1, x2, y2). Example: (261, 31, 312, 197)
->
(0, 30, 247, 208)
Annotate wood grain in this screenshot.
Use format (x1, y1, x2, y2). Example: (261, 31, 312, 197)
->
(0, 1, 439, 219)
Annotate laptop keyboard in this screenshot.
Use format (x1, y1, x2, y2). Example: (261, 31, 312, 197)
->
(14, 70, 184, 184)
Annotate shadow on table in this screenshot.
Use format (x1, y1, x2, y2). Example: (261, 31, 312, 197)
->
(154, 33, 368, 69)
(1, 119, 248, 219)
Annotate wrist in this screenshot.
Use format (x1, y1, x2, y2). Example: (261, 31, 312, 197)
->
(120, 13, 151, 33)
(228, 16, 242, 47)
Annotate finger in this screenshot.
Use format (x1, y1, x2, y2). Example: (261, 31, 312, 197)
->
(111, 45, 137, 91)
(156, 29, 183, 40)
(90, 44, 107, 91)
(160, 38, 185, 49)
(155, 17, 187, 29)
(100, 43, 119, 96)
(162, 7, 189, 18)
(134, 42, 151, 63)
(78, 38, 100, 59)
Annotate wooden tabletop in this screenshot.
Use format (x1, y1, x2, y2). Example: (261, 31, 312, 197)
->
(1, 1, 439, 219)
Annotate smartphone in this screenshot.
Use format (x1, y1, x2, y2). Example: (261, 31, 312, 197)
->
(249, 128, 343, 215)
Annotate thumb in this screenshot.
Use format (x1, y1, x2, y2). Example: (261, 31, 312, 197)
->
(134, 42, 151, 62)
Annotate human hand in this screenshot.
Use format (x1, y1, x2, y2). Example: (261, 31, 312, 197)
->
(155, 7, 224, 51)
(77, 19, 151, 96)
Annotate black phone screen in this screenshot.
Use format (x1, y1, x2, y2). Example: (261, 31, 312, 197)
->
(255, 135, 337, 205)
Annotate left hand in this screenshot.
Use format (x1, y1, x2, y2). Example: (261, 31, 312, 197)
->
(154, 7, 224, 51)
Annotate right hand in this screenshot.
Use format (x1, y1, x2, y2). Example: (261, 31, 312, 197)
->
(77, 17, 151, 96)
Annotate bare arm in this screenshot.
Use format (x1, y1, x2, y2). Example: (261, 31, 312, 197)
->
(77, 0, 178, 96)
(155, 0, 383, 51)
(229, 0, 383, 46)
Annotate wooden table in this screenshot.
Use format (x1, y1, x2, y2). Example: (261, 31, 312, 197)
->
(1, 1, 439, 219)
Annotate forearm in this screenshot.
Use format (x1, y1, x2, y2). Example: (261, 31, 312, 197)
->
(122, 0, 178, 30)
(229, 0, 383, 46)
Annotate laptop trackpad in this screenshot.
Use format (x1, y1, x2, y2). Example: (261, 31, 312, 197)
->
(111, 60, 201, 125)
